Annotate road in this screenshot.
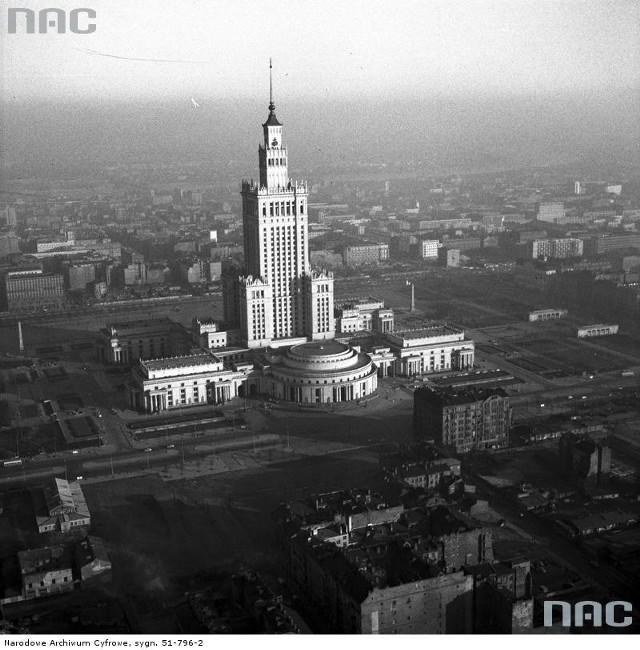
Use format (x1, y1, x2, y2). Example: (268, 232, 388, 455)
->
(0, 428, 276, 487)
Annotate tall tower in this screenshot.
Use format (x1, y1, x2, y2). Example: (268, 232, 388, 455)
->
(236, 61, 334, 347)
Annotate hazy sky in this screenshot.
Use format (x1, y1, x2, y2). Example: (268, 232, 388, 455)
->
(2, 0, 639, 102)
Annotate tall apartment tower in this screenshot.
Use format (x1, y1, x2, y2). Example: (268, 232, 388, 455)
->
(235, 62, 334, 348)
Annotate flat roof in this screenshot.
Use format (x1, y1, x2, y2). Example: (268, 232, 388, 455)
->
(290, 340, 349, 358)
(393, 326, 459, 339)
(142, 353, 219, 371)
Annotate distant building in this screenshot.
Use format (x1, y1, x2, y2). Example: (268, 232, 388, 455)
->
(528, 308, 567, 322)
(559, 431, 611, 488)
(176, 258, 207, 284)
(605, 183, 622, 196)
(438, 247, 460, 267)
(576, 323, 619, 338)
(344, 244, 389, 266)
(334, 297, 394, 335)
(0, 233, 20, 258)
(1, 269, 65, 313)
(536, 202, 565, 223)
(440, 237, 481, 252)
(66, 263, 96, 292)
(584, 233, 640, 255)
(420, 239, 441, 260)
(2, 206, 17, 227)
(96, 318, 191, 364)
(531, 238, 583, 259)
(413, 386, 511, 453)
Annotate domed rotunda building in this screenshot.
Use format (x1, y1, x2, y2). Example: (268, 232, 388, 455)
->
(255, 340, 378, 404)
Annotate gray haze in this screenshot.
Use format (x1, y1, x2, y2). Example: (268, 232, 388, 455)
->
(2, 91, 638, 179)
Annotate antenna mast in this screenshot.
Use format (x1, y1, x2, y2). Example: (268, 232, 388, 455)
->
(269, 58, 275, 111)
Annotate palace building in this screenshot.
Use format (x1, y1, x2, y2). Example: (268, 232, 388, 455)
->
(123, 64, 474, 413)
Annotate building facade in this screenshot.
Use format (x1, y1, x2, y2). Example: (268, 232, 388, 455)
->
(531, 238, 583, 259)
(536, 202, 565, 223)
(413, 387, 511, 452)
(383, 327, 475, 376)
(576, 323, 619, 338)
(1, 269, 65, 313)
(18, 546, 74, 601)
(528, 308, 568, 322)
(343, 244, 389, 266)
(127, 353, 249, 413)
(420, 239, 441, 260)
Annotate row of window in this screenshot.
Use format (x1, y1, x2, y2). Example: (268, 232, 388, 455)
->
(261, 201, 305, 217)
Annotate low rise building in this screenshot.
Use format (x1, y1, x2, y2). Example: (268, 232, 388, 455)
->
(32, 478, 91, 533)
(334, 298, 394, 336)
(18, 545, 74, 601)
(74, 536, 112, 583)
(382, 326, 474, 376)
(576, 323, 619, 338)
(127, 352, 249, 413)
(528, 308, 568, 322)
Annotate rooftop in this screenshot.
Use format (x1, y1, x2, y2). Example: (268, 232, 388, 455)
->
(392, 325, 460, 340)
(415, 385, 508, 406)
(141, 353, 220, 372)
(289, 340, 349, 359)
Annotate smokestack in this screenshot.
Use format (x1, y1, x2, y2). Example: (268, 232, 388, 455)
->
(18, 321, 24, 352)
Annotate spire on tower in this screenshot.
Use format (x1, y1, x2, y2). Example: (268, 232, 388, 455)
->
(269, 58, 275, 113)
(263, 58, 282, 127)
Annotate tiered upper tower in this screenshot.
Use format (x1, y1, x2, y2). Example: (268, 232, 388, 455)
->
(259, 60, 288, 190)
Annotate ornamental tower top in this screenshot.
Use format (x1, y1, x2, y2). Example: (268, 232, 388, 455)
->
(259, 59, 288, 190)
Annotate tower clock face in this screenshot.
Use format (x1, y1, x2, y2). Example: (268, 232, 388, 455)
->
(272, 138, 278, 147)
